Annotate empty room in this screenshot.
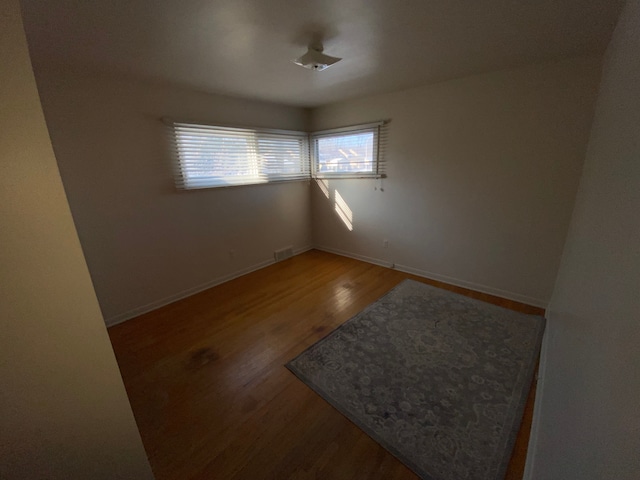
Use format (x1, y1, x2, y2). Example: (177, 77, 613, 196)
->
(2, 0, 639, 479)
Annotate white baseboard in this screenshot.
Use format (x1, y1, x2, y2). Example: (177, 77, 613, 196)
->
(106, 243, 547, 327)
(394, 263, 548, 309)
(314, 244, 548, 309)
(105, 245, 312, 327)
(522, 323, 551, 479)
(314, 245, 395, 269)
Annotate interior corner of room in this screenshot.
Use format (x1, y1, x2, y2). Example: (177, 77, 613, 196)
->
(3, 0, 639, 479)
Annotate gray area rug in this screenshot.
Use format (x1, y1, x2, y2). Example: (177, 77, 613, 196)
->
(286, 279, 545, 480)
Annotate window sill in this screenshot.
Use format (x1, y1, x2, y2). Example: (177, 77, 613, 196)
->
(313, 174, 385, 180)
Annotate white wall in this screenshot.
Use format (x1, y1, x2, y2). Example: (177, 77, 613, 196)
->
(527, 0, 640, 478)
(0, 1, 154, 478)
(34, 69, 311, 324)
(31, 27, 604, 324)
(310, 57, 602, 306)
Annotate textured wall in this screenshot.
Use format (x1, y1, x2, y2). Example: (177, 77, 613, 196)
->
(310, 57, 602, 306)
(528, 1, 640, 478)
(35, 69, 311, 324)
(0, 1, 154, 478)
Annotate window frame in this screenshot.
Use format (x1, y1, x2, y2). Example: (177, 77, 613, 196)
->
(169, 119, 311, 190)
(310, 122, 385, 179)
(168, 119, 387, 190)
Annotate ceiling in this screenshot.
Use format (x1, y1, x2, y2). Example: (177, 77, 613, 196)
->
(21, 0, 624, 107)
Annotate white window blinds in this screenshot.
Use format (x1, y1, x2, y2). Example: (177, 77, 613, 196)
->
(170, 122, 310, 189)
(311, 122, 388, 178)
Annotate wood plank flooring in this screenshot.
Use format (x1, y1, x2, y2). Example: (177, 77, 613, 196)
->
(109, 250, 544, 480)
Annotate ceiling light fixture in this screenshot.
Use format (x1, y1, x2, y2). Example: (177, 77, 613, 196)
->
(293, 43, 341, 71)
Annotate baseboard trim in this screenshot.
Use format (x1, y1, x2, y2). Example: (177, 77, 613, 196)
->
(313, 245, 395, 269)
(106, 243, 547, 327)
(522, 322, 551, 480)
(314, 244, 548, 309)
(394, 263, 548, 309)
(105, 245, 313, 327)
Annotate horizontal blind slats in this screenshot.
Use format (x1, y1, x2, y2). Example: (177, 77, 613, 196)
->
(169, 120, 386, 189)
(171, 121, 311, 190)
(310, 122, 387, 178)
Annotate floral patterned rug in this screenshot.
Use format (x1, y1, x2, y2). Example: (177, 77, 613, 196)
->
(286, 279, 545, 480)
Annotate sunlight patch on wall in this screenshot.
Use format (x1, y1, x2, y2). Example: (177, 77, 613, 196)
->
(317, 178, 330, 198)
(315, 180, 354, 232)
(334, 190, 353, 231)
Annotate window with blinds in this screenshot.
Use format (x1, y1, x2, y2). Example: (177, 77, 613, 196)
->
(170, 122, 310, 189)
(311, 122, 387, 179)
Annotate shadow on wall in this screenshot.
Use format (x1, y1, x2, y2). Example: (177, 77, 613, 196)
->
(316, 178, 354, 231)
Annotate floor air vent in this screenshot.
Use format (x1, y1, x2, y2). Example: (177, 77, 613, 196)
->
(274, 246, 294, 262)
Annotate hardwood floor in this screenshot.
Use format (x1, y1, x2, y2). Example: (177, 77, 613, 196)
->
(109, 250, 544, 480)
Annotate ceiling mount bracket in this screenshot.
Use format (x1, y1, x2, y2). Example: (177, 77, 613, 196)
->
(293, 42, 341, 72)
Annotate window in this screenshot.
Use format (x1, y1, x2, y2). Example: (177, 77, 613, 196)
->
(170, 121, 310, 189)
(311, 122, 387, 178)
(169, 120, 387, 189)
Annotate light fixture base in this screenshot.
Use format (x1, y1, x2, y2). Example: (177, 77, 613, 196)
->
(293, 45, 341, 71)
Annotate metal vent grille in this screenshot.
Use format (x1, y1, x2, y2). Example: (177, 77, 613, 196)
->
(274, 246, 294, 262)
